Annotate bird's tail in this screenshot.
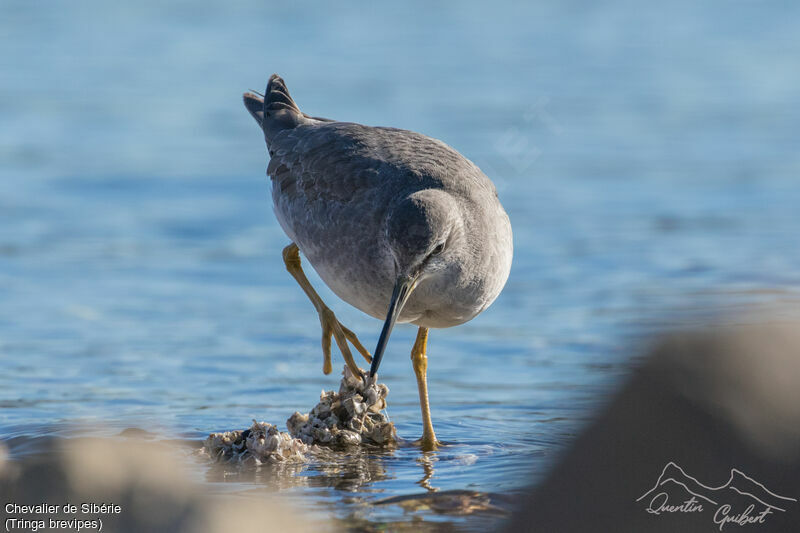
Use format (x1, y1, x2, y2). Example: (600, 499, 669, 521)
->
(243, 74, 303, 143)
(264, 74, 301, 115)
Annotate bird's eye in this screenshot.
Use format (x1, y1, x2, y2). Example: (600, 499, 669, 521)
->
(431, 242, 445, 256)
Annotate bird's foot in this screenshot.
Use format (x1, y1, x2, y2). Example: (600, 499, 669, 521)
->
(412, 436, 442, 452)
(318, 307, 372, 379)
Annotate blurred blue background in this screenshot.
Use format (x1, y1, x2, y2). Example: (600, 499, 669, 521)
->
(2, 0, 800, 529)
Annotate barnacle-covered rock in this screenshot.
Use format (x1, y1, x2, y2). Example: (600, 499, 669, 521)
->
(203, 366, 396, 465)
(366, 419, 395, 445)
(343, 396, 366, 417)
(203, 420, 307, 464)
(204, 430, 246, 462)
(286, 412, 309, 436)
(333, 430, 362, 446)
(286, 366, 397, 447)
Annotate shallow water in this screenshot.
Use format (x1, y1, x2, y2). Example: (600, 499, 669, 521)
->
(2, 1, 800, 530)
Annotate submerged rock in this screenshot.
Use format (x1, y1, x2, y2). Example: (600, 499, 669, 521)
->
(203, 366, 396, 465)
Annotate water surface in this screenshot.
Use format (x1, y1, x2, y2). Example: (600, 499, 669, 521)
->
(2, 1, 800, 530)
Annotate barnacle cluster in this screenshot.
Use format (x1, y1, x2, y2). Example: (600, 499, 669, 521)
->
(203, 366, 396, 464)
(204, 420, 308, 464)
(287, 365, 396, 446)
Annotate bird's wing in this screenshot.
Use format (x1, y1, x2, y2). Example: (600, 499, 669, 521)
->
(267, 122, 401, 206)
(265, 123, 401, 261)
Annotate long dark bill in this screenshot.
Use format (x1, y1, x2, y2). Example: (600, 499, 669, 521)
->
(368, 276, 417, 377)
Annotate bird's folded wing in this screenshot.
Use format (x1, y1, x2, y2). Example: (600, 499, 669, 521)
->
(267, 123, 399, 204)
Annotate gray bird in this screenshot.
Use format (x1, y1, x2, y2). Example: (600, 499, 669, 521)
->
(243, 75, 512, 450)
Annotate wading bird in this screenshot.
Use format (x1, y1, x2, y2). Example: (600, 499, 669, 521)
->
(244, 75, 512, 450)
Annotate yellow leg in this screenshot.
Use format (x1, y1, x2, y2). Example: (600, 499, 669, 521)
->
(282, 243, 371, 378)
(411, 327, 439, 451)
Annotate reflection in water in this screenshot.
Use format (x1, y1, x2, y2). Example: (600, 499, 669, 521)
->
(416, 453, 438, 492)
(203, 455, 311, 490)
(201, 444, 393, 493)
(310, 448, 392, 492)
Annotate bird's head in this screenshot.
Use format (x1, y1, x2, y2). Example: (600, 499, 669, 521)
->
(369, 189, 464, 377)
